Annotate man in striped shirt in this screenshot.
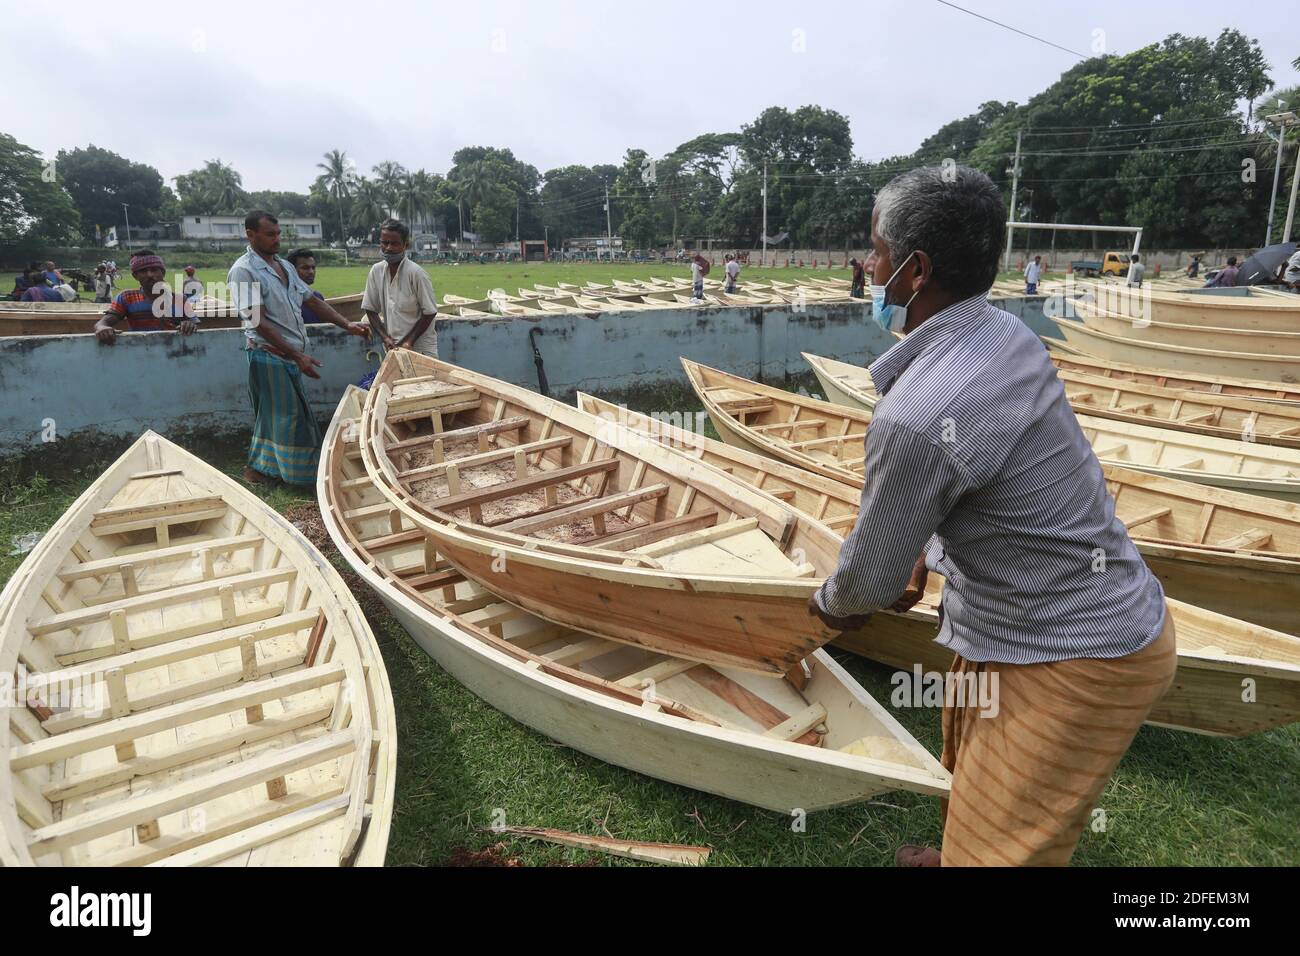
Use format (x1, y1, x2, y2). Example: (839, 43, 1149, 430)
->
(810, 165, 1174, 867)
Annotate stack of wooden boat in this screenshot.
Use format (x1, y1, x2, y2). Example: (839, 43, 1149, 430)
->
(321, 375, 952, 811)
(1049, 284, 1300, 383)
(580, 385, 1300, 736)
(801, 353, 1300, 502)
(2, 432, 396, 866)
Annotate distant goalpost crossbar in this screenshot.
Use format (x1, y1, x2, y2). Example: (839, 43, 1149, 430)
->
(1005, 222, 1143, 266)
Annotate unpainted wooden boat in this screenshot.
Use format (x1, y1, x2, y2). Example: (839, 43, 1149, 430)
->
(582, 388, 1300, 636)
(806, 351, 1300, 451)
(358, 351, 856, 677)
(0, 432, 395, 867)
(1044, 345, 1300, 405)
(319, 387, 949, 811)
(579, 390, 1300, 731)
(1049, 316, 1300, 384)
(683, 358, 869, 485)
(1076, 301, 1300, 358)
(1082, 284, 1300, 332)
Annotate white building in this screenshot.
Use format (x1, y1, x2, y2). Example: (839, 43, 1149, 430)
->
(179, 215, 324, 243)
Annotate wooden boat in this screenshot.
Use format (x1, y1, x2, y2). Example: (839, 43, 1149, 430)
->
(582, 390, 1300, 636)
(579, 391, 1300, 732)
(1082, 284, 1300, 332)
(793, 353, 1300, 500)
(0, 432, 395, 866)
(1076, 301, 1300, 358)
(575, 393, 862, 536)
(1044, 344, 1300, 405)
(441, 294, 478, 306)
(358, 351, 852, 677)
(806, 351, 1300, 451)
(320, 388, 949, 812)
(1048, 316, 1300, 384)
(682, 358, 869, 484)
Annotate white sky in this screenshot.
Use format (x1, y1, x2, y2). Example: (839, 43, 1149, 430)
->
(5, 0, 1298, 192)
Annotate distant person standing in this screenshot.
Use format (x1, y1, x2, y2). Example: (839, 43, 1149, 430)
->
(1207, 256, 1239, 288)
(723, 253, 741, 293)
(361, 219, 439, 356)
(1023, 255, 1042, 294)
(849, 257, 866, 298)
(1126, 253, 1145, 288)
(1186, 254, 1201, 279)
(690, 252, 709, 302)
(288, 248, 327, 324)
(93, 265, 113, 303)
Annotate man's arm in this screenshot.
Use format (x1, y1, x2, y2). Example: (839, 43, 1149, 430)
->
(814, 418, 969, 620)
(363, 309, 392, 347)
(395, 313, 435, 349)
(304, 293, 370, 337)
(94, 309, 122, 345)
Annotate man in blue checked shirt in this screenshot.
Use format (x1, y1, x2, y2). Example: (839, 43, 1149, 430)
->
(809, 165, 1175, 868)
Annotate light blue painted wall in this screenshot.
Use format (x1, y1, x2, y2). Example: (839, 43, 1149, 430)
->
(0, 296, 1042, 457)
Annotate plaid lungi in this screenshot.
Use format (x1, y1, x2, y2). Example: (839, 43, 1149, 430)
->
(246, 348, 322, 485)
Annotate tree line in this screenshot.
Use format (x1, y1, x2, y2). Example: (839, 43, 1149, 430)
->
(3, 30, 1297, 255)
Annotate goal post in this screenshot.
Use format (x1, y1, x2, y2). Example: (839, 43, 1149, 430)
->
(1005, 221, 1143, 269)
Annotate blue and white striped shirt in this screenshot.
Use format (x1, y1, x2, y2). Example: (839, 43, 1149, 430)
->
(814, 294, 1166, 664)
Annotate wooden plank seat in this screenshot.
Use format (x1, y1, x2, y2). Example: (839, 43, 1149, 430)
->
(90, 496, 227, 537)
(387, 416, 529, 453)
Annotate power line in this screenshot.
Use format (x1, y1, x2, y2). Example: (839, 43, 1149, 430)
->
(933, 0, 1088, 59)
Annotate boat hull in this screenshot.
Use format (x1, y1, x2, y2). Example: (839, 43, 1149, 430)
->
(1052, 317, 1300, 384)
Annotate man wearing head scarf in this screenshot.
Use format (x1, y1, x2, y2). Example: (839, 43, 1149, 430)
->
(809, 165, 1174, 867)
(230, 210, 370, 486)
(93, 250, 199, 344)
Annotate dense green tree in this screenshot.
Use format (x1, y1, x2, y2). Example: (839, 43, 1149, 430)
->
(55, 145, 169, 233)
(0, 132, 80, 244)
(173, 159, 248, 215)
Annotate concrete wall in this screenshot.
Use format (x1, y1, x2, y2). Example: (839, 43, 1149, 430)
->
(0, 326, 375, 459)
(0, 296, 1047, 463)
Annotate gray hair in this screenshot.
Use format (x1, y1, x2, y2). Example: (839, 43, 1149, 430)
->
(380, 218, 410, 243)
(873, 164, 1006, 298)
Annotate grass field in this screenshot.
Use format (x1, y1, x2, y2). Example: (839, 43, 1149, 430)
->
(90, 261, 1040, 305)
(2, 379, 1296, 867)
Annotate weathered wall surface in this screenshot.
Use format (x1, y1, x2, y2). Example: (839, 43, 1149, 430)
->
(0, 296, 1042, 464)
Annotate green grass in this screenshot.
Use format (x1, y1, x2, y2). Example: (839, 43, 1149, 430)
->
(85, 261, 1050, 308)
(3, 386, 1297, 868)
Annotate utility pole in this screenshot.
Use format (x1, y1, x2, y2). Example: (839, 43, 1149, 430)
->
(604, 183, 612, 260)
(1272, 111, 1300, 243)
(515, 196, 520, 242)
(121, 203, 132, 246)
(761, 161, 768, 268)
(1264, 114, 1289, 245)
(1003, 129, 1022, 271)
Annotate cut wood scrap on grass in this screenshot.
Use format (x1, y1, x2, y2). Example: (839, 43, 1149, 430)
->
(489, 825, 711, 866)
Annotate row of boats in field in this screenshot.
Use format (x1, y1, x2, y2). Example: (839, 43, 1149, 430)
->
(0, 275, 855, 336)
(4, 275, 1298, 866)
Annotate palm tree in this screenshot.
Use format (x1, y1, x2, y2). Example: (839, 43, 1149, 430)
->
(317, 149, 356, 251)
(398, 169, 439, 233)
(451, 160, 496, 233)
(372, 160, 407, 211)
(350, 178, 389, 234)
(202, 159, 243, 213)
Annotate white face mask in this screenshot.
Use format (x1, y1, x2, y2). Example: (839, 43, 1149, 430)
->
(869, 251, 920, 333)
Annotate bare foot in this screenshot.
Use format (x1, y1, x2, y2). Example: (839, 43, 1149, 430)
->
(243, 467, 274, 486)
(895, 844, 942, 867)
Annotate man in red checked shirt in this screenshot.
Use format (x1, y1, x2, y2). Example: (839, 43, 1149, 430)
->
(93, 250, 199, 345)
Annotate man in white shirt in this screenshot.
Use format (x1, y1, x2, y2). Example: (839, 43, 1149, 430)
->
(1283, 248, 1300, 291)
(1126, 253, 1145, 288)
(361, 219, 439, 356)
(1023, 255, 1042, 294)
(723, 253, 741, 293)
(690, 253, 706, 302)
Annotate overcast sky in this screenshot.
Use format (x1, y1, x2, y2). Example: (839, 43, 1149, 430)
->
(6, 0, 1298, 192)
